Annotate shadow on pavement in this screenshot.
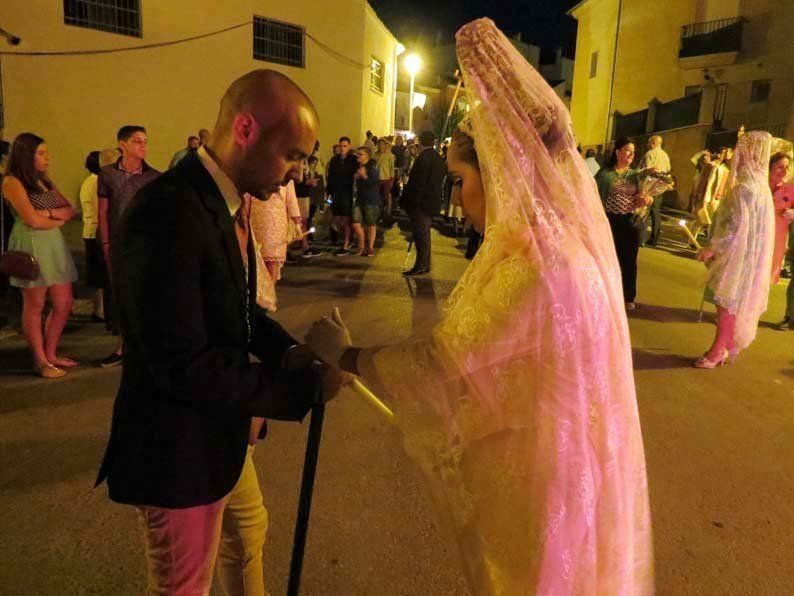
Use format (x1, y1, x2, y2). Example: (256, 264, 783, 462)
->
(0, 434, 107, 494)
(632, 347, 693, 370)
(629, 304, 710, 323)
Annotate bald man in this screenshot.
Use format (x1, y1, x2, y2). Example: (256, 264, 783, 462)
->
(96, 70, 341, 596)
(640, 134, 672, 246)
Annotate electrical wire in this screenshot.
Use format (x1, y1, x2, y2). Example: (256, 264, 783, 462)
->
(0, 21, 369, 70)
(0, 21, 251, 56)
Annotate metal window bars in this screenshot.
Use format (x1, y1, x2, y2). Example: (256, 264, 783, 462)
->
(253, 17, 305, 68)
(63, 0, 142, 38)
(370, 58, 384, 93)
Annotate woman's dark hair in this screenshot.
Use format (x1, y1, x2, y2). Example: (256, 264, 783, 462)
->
(85, 151, 101, 175)
(770, 151, 790, 169)
(451, 129, 479, 168)
(607, 136, 635, 168)
(7, 132, 53, 194)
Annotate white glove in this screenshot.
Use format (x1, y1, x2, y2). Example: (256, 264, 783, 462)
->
(783, 209, 794, 222)
(305, 307, 352, 367)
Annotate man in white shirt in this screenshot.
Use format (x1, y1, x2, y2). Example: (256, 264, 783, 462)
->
(639, 135, 672, 246)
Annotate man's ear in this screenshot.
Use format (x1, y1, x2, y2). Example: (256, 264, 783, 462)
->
(231, 113, 255, 147)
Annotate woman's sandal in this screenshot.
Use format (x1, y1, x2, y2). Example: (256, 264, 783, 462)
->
(35, 362, 67, 379)
(693, 349, 729, 369)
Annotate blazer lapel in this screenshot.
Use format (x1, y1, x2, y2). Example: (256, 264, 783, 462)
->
(182, 154, 248, 302)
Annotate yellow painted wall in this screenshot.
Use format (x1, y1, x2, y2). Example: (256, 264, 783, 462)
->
(570, 0, 620, 148)
(1, 0, 398, 203)
(359, 5, 399, 143)
(610, 0, 693, 110)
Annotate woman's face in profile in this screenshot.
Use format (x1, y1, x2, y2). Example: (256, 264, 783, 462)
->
(447, 143, 486, 233)
(35, 144, 50, 173)
(770, 157, 790, 187)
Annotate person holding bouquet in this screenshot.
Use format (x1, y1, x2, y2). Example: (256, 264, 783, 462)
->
(595, 137, 653, 310)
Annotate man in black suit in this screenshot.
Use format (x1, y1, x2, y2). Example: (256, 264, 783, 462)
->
(401, 130, 447, 276)
(96, 70, 343, 595)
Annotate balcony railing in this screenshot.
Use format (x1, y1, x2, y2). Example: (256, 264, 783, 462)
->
(682, 17, 743, 39)
(680, 17, 743, 59)
(613, 93, 702, 139)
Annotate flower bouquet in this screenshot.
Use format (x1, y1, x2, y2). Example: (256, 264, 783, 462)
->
(631, 170, 676, 228)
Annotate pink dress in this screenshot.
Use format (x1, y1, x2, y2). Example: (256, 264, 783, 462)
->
(248, 181, 302, 311)
(771, 183, 794, 283)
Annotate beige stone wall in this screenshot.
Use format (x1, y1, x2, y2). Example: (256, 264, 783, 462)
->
(1, 0, 398, 203)
(570, 0, 794, 147)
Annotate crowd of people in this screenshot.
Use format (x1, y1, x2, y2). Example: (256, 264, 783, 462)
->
(1, 15, 793, 596)
(1, 118, 792, 377)
(0, 121, 467, 377)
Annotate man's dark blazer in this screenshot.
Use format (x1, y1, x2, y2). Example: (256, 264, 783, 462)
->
(95, 153, 316, 509)
(401, 147, 447, 217)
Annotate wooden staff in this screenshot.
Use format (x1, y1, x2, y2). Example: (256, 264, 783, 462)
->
(287, 381, 325, 596)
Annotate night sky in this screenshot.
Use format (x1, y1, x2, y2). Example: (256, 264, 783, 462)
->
(369, 0, 580, 61)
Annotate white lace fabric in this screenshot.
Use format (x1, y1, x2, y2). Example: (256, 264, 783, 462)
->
(706, 131, 775, 350)
(358, 18, 653, 595)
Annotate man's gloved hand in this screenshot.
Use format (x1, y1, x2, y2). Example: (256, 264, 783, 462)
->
(305, 307, 352, 368)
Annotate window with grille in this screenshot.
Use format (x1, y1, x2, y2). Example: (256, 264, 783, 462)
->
(63, 0, 142, 38)
(370, 58, 384, 94)
(253, 17, 305, 68)
(590, 51, 598, 78)
(751, 80, 771, 103)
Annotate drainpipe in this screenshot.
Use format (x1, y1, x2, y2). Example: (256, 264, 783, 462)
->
(605, 0, 623, 145)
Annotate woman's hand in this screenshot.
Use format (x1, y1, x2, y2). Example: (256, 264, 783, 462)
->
(634, 193, 653, 208)
(50, 206, 75, 221)
(697, 247, 715, 263)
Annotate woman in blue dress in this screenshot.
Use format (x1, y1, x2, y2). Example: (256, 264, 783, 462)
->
(2, 133, 78, 378)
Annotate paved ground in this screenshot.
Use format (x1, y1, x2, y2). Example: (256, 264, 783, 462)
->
(1, 219, 793, 595)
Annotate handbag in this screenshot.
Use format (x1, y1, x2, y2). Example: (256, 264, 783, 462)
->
(0, 198, 40, 280)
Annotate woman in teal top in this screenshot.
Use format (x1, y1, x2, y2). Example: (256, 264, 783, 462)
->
(2, 133, 78, 378)
(595, 137, 651, 310)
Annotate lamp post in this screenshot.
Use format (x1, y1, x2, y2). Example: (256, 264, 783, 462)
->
(393, 43, 405, 134)
(404, 53, 422, 134)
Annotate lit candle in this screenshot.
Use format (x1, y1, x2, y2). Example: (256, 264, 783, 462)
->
(679, 220, 701, 249)
(352, 379, 395, 420)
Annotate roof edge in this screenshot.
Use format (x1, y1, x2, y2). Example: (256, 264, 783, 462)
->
(567, 0, 594, 17)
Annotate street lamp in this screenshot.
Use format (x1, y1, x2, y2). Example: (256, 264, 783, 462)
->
(392, 43, 406, 134)
(404, 53, 422, 134)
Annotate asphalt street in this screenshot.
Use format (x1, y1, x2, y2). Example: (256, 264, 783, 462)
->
(1, 220, 792, 595)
